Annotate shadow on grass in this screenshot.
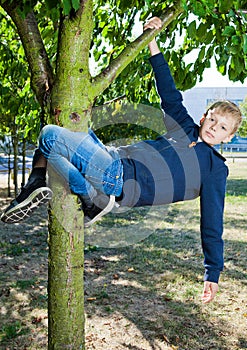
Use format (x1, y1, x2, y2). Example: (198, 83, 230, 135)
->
(0, 202, 48, 349)
(224, 239, 247, 281)
(85, 221, 247, 350)
(1, 186, 246, 350)
(84, 199, 247, 349)
(226, 179, 247, 196)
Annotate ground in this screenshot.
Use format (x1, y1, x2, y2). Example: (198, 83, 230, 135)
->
(0, 158, 247, 350)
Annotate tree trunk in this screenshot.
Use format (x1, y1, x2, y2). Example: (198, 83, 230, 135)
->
(12, 126, 19, 196)
(48, 1, 94, 348)
(48, 172, 85, 349)
(7, 146, 11, 197)
(22, 138, 26, 185)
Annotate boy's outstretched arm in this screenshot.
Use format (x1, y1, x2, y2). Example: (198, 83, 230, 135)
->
(143, 17, 162, 56)
(144, 17, 220, 305)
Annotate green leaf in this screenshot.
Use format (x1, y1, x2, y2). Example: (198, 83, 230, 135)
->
(193, 2, 205, 17)
(187, 20, 196, 39)
(204, 30, 213, 45)
(218, 53, 229, 68)
(198, 46, 205, 62)
(229, 45, 239, 54)
(243, 34, 247, 55)
(71, 0, 80, 11)
(196, 22, 208, 40)
(230, 55, 244, 75)
(219, 0, 234, 13)
(171, 51, 179, 66)
(244, 57, 247, 71)
(222, 26, 235, 37)
(231, 35, 241, 45)
(61, 0, 72, 15)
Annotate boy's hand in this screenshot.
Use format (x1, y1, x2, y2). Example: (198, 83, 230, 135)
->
(143, 17, 162, 56)
(143, 16, 162, 31)
(202, 281, 219, 303)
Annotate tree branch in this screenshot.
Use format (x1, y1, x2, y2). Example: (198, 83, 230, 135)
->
(1, 2, 54, 109)
(92, 1, 183, 97)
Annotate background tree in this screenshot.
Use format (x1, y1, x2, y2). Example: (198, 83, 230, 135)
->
(239, 97, 247, 137)
(0, 8, 40, 194)
(0, 0, 246, 349)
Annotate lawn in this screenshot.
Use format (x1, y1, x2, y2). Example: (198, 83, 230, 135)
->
(0, 157, 246, 350)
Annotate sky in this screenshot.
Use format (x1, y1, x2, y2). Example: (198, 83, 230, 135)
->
(182, 47, 246, 88)
(195, 60, 246, 88)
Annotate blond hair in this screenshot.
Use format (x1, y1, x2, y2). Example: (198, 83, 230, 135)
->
(206, 100, 242, 133)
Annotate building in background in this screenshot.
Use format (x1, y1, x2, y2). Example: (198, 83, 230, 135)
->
(182, 87, 246, 124)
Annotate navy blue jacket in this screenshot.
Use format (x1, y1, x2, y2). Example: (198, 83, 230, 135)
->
(117, 53, 228, 283)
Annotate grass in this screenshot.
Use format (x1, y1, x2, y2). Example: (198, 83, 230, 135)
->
(0, 158, 247, 349)
(0, 321, 29, 342)
(84, 158, 247, 350)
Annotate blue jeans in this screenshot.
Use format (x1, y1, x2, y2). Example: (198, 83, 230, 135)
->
(38, 125, 123, 198)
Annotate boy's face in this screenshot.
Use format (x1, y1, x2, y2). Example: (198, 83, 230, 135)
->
(199, 108, 235, 146)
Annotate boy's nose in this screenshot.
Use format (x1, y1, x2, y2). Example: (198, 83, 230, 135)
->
(210, 123, 217, 131)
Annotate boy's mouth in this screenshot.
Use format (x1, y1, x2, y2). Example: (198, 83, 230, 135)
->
(205, 131, 214, 139)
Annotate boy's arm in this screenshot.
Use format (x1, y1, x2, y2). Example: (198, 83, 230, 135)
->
(144, 19, 196, 137)
(148, 39, 161, 56)
(200, 163, 228, 303)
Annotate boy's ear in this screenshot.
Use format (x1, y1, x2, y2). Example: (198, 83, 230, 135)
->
(200, 114, 206, 125)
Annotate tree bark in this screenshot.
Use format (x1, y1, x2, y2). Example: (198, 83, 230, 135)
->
(11, 122, 19, 196)
(48, 1, 94, 348)
(21, 138, 26, 186)
(48, 174, 85, 349)
(50, 0, 94, 128)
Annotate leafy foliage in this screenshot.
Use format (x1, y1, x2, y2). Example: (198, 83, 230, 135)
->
(91, 0, 247, 96)
(92, 99, 164, 144)
(0, 8, 40, 142)
(239, 97, 247, 137)
(0, 0, 246, 145)
(1, 1, 247, 110)
(0, 0, 246, 151)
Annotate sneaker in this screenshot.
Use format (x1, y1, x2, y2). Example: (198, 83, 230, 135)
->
(1, 177, 53, 224)
(79, 193, 116, 227)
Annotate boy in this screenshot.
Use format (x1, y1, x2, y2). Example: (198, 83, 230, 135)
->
(1, 18, 242, 303)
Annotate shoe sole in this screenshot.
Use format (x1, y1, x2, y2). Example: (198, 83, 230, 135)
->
(84, 195, 115, 228)
(1, 187, 53, 224)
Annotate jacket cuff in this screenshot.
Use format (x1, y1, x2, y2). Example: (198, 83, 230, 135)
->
(204, 269, 221, 283)
(149, 52, 166, 67)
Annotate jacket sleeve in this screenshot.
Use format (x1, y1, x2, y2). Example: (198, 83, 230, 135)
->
(200, 163, 228, 283)
(149, 53, 196, 137)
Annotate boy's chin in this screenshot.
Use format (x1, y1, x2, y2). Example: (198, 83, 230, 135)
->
(201, 138, 214, 146)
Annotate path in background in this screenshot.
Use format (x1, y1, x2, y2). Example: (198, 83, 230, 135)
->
(0, 173, 29, 197)
(1, 155, 246, 189)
